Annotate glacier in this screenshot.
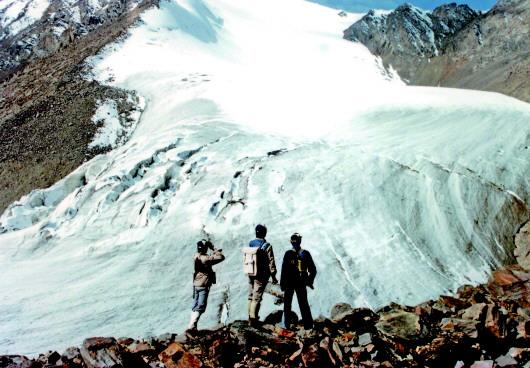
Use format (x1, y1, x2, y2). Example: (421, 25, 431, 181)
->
(0, 0, 529, 356)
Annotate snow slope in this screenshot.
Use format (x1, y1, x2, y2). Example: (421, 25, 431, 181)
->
(1, 0, 529, 355)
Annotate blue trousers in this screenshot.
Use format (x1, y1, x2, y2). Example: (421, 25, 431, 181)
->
(192, 287, 210, 313)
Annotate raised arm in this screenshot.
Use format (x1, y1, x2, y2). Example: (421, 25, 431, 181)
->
(204, 249, 225, 265)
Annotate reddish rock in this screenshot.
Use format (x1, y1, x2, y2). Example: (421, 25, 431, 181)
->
(158, 342, 201, 368)
(275, 327, 296, 338)
(492, 269, 522, 286)
(438, 295, 469, 311)
(485, 304, 507, 339)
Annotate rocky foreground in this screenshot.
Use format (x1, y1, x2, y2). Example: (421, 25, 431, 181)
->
(2, 223, 529, 368)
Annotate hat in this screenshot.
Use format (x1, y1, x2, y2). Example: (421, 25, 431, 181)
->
(255, 224, 267, 238)
(290, 233, 302, 242)
(197, 239, 208, 252)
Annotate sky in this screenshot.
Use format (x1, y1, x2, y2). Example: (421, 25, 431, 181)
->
(307, 0, 497, 12)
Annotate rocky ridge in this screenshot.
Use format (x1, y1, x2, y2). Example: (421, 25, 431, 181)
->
(343, 0, 530, 103)
(2, 221, 529, 368)
(0, 0, 158, 213)
(0, 0, 144, 80)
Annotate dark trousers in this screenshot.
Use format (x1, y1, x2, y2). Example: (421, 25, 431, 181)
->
(283, 286, 313, 329)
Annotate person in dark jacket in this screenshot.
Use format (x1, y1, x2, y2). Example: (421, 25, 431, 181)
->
(280, 232, 316, 330)
(248, 224, 278, 326)
(188, 239, 225, 331)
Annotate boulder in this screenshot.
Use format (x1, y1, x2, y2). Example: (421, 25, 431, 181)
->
(158, 342, 201, 368)
(330, 303, 354, 321)
(80, 337, 123, 368)
(440, 318, 479, 339)
(375, 310, 422, 341)
(461, 303, 487, 321)
(491, 269, 523, 286)
(332, 307, 378, 333)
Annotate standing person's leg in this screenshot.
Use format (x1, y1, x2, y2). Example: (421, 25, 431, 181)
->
(295, 286, 313, 329)
(188, 287, 209, 330)
(248, 277, 255, 320)
(189, 286, 208, 329)
(195, 287, 210, 313)
(252, 278, 268, 321)
(283, 287, 295, 329)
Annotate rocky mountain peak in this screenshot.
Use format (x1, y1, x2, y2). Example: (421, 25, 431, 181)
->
(431, 2, 478, 37)
(343, 0, 529, 102)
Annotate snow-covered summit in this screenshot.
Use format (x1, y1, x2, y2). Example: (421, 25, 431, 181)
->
(0, 0, 529, 356)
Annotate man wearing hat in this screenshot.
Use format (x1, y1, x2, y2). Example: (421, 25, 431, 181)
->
(188, 239, 225, 331)
(280, 232, 317, 330)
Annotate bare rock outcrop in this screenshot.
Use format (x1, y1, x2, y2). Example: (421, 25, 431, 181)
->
(344, 0, 530, 102)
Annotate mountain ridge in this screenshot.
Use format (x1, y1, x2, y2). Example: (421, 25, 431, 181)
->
(343, 0, 530, 102)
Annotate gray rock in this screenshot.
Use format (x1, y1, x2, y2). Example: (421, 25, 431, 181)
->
(495, 353, 518, 367)
(80, 337, 123, 368)
(343, 0, 530, 102)
(375, 310, 422, 340)
(357, 332, 372, 346)
(330, 303, 354, 321)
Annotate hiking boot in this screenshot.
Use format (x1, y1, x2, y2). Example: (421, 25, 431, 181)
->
(185, 327, 199, 339)
(248, 318, 260, 328)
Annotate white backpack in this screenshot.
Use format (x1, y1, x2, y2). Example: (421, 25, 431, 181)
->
(241, 246, 261, 276)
